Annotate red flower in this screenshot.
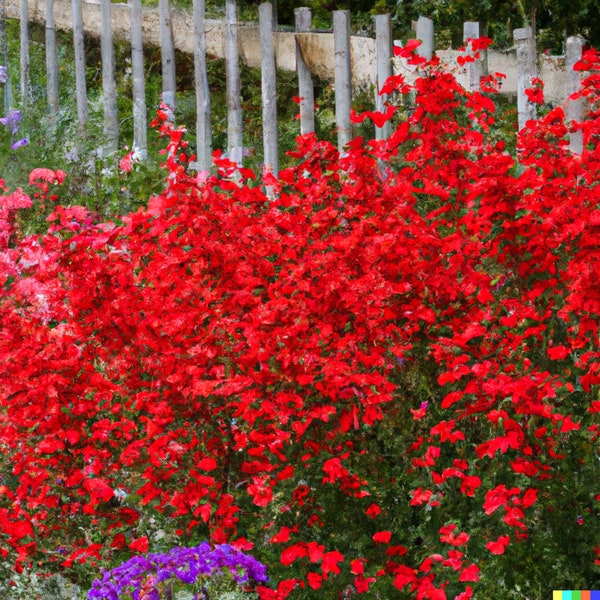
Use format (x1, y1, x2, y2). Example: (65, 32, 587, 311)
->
(439, 524, 470, 546)
(525, 77, 545, 104)
(373, 531, 392, 544)
(306, 572, 322, 590)
(128, 536, 149, 553)
(410, 487, 434, 506)
(459, 564, 480, 582)
(486, 535, 510, 555)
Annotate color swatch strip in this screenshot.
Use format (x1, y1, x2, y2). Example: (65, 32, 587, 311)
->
(553, 592, 600, 600)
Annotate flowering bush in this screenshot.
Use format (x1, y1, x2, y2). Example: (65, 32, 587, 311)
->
(87, 543, 268, 599)
(0, 41, 599, 599)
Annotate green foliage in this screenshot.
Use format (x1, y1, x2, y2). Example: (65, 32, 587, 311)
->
(2, 18, 347, 233)
(0, 568, 82, 600)
(164, 0, 600, 51)
(392, 0, 600, 51)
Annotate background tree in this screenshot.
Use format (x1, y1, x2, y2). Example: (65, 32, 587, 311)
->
(216, 0, 600, 51)
(391, 0, 600, 50)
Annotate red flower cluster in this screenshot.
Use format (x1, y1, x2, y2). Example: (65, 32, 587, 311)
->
(0, 41, 599, 598)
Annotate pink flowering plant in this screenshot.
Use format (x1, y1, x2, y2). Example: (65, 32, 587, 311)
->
(86, 543, 269, 600)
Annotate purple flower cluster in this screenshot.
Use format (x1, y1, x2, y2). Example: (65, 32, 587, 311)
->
(87, 542, 268, 600)
(0, 109, 21, 135)
(0, 107, 28, 149)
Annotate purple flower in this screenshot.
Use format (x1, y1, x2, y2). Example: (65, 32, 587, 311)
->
(11, 138, 28, 149)
(86, 543, 268, 600)
(0, 66, 6, 84)
(0, 109, 21, 134)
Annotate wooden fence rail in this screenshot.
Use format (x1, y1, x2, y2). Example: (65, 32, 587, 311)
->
(2, 0, 588, 174)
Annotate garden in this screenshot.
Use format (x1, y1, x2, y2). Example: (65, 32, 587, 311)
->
(0, 26, 599, 600)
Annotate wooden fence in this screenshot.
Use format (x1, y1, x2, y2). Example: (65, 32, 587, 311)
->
(3, 0, 589, 173)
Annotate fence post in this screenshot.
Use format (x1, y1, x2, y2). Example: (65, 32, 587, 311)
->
(416, 16, 434, 60)
(129, 0, 147, 159)
(374, 13, 392, 141)
(45, 0, 59, 123)
(193, 0, 211, 171)
(260, 2, 278, 176)
(0, 0, 11, 114)
(333, 9, 352, 152)
(71, 0, 87, 132)
(225, 0, 243, 165)
(19, 0, 29, 102)
(100, 0, 118, 153)
(513, 27, 537, 131)
(159, 0, 176, 114)
(463, 21, 482, 91)
(566, 35, 585, 155)
(295, 7, 314, 135)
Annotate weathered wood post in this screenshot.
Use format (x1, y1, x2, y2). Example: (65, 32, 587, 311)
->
(72, 0, 87, 132)
(159, 0, 176, 113)
(333, 9, 352, 152)
(19, 0, 29, 102)
(374, 13, 392, 141)
(193, 0, 211, 171)
(295, 7, 314, 135)
(0, 0, 10, 113)
(463, 21, 483, 91)
(100, 0, 118, 152)
(0, 0, 4, 72)
(129, 0, 147, 158)
(416, 16, 434, 60)
(45, 0, 59, 122)
(260, 2, 278, 176)
(513, 27, 537, 131)
(225, 0, 243, 165)
(566, 35, 585, 155)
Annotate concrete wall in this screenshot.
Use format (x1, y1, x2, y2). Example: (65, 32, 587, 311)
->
(9, 0, 571, 104)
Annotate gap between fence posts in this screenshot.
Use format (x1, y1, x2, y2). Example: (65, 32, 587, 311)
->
(100, 0, 118, 153)
(45, 0, 59, 123)
(374, 13, 392, 141)
(295, 6, 314, 136)
(193, 0, 211, 172)
(225, 0, 243, 166)
(333, 9, 352, 153)
(259, 1, 278, 177)
(71, 0, 87, 133)
(566, 35, 585, 155)
(513, 27, 537, 131)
